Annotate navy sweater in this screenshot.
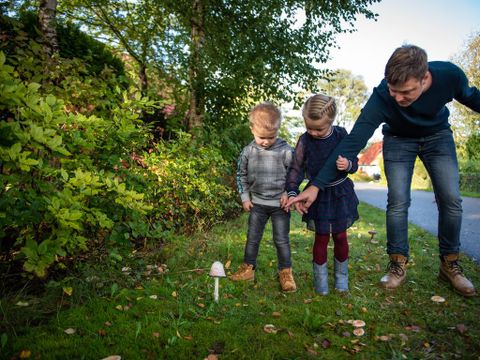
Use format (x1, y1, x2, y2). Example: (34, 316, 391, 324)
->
(312, 61, 480, 190)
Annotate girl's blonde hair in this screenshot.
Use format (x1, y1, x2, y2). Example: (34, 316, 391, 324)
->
(249, 102, 282, 131)
(302, 94, 337, 124)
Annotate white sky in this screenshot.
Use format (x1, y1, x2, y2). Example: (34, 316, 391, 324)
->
(324, 0, 480, 91)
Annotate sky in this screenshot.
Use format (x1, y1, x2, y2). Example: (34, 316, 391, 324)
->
(324, 0, 480, 91)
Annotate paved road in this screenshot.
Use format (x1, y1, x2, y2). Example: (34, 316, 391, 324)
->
(354, 182, 480, 264)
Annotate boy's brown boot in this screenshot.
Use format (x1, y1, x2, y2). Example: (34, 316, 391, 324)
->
(279, 267, 297, 292)
(229, 263, 255, 281)
(380, 254, 408, 289)
(439, 254, 476, 297)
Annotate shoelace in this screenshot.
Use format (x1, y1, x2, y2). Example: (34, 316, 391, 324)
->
(446, 260, 464, 276)
(388, 260, 405, 277)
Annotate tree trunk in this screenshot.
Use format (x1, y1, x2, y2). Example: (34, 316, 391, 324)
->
(188, 0, 205, 131)
(38, 0, 59, 54)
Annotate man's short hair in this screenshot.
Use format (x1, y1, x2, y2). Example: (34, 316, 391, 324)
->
(384, 44, 428, 85)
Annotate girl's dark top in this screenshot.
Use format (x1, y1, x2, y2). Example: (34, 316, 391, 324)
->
(286, 126, 359, 234)
(311, 61, 480, 190)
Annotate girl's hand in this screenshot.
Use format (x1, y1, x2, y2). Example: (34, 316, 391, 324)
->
(336, 155, 349, 171)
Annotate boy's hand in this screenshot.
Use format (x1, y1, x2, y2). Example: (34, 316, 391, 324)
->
(280, 193, 289, 211)
(336, 155, 349, 171)
(242, 200, 254, 212)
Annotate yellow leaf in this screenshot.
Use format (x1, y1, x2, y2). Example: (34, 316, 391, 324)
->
(19, 350, 31, 359)
(63, 287, 73, 296)
(225, 260, 231, 269)
(171, 291, 177, 298)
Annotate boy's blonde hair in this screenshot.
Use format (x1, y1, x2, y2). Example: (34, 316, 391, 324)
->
(384, 44, 428, 85)
(302, 94, 337, 124)
(249, 102, 282, 131)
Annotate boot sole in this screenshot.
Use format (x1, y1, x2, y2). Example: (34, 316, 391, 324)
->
(438, 271, 477, 298)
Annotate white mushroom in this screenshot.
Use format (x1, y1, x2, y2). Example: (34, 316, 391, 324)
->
(209, 261, 226, 303)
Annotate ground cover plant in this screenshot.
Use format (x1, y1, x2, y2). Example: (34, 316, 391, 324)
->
(1, 203, 479, 359)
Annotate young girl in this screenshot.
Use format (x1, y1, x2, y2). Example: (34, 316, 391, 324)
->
(285, 94, 359, 295)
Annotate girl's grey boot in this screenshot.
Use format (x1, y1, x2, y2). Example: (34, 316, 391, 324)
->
(313, 262, 328, 295)
(334, 258, 349, 292)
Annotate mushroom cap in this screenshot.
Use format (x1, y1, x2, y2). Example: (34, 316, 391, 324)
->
(368, 230, 377, 235)
(352, 320, 366, 328)
(209, 261, 226, 277)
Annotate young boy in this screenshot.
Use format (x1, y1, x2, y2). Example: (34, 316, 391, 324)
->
(230, 102, 296, 292)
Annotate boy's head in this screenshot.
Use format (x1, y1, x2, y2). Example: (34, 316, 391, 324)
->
(249, 102, 282, 149)
(384, 44, 429, 107)
(302, 94, 336, 138)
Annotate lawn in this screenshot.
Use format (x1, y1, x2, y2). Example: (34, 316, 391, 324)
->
(1, 203, 479, 359)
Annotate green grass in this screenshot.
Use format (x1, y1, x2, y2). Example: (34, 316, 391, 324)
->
(1, 203, 480, 359)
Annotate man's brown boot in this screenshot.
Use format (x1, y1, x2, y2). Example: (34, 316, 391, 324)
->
(439, 254, 476, 297)
(229, 263, 255, 281)
(380, 254, 408, 289)
(279, 267, 297, 292)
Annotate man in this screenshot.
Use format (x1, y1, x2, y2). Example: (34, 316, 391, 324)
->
(287, 44, 480, 297)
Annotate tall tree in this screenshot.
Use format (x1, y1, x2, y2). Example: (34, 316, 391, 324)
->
(38, 0, 59, 54)
(317, 69, 369, 130)
(451, 31, 480, 143)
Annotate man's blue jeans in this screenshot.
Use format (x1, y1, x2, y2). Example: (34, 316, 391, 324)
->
(383, 129, 462, 257)
(244, 204, 292, 269)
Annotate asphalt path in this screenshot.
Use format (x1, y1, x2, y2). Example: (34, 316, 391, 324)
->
(354, 182, 480, 264)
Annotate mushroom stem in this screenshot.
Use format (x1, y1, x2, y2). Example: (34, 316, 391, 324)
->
(214, 277, 219, 303)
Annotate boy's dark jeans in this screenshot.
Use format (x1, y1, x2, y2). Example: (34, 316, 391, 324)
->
(244, 203, 292, 269)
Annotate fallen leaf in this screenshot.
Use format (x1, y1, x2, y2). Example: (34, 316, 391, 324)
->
(431, 295, 445, 303)
(224, 260, 231, 269)
(19, 350, 31, 359)
(456, 324, 467, 334)
(15, 301, 30, 307)
(100, 356, 121, 360)
(63, 287, 73, 296)
(64, 328, 76, 335)
(98, 329, 106, 336)
(184, 335, 193, 340)
(361, 307, 368, 313)
(303, 299, 313, 304)
(263, 324, 277, 334)
(321, 339, 331, 348)
(104, 321, 112, 327)
(121, 267, 130, 272)
(378, 335, 390, 341)
(405, 325, 421, 332)
(197, 303, 205, 308)
(272, 312, 281, 318)
(171, 291, 177, 298)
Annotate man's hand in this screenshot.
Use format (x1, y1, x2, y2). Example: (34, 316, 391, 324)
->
(285, 186, 319, 215)
(279, 193, 289, 211)
(242, 200, 254, 212)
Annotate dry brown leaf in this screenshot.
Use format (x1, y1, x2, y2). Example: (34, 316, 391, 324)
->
(272, 311, 281, 318)
(224, 260, 231, 269)
(184, 335, 193, 340)
(152, 332, 160, 337)
(303, 299, 313, 304)
(197, 303, 205, 308)
(456, 324, 467, 334)
(263, 324, 278, 334)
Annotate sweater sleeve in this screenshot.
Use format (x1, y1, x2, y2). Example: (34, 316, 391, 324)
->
(453, 64, 480, 113)
(311, 95, 385, 190)
(236, 146, 251, 203)
(286, 135, 306, 197)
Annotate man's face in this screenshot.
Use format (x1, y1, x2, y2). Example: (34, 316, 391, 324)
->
(387, 74, 428, 107)
(251, 126, 278, 149)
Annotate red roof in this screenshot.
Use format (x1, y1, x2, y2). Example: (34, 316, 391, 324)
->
(358, 142, 383, 165)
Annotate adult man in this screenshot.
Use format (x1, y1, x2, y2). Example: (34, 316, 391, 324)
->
(287, 44, 480, 297)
